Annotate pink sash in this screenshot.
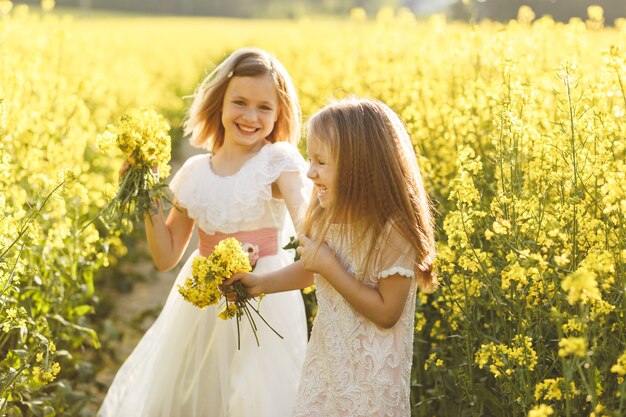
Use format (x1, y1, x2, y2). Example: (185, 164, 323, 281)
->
(198, 227, 279, 258)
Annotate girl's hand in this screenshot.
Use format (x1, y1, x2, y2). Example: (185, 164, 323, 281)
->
(119, 159, 132, 181)
(296, 234, 335, 276)
(119, 160, 159, 182)
(223, 272, 263, 298)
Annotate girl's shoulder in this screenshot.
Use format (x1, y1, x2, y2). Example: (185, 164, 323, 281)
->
(253, 141, 307, 174)
(168, 153, 209, 194)
(265, 141, 305, 161)
(179, 153, 210, 170)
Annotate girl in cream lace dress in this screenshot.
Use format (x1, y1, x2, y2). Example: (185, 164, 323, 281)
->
(98, 48, 309, 417)
(228, 97, 438, 417)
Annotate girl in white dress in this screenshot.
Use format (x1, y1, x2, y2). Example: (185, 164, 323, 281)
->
(227, 97, 438, 417)
(98, 47, 310, 417)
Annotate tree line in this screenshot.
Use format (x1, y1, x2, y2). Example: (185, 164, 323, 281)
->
(12, 0, 626, 26)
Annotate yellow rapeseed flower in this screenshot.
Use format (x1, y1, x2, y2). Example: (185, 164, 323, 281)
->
(610, 351, 626, 378)
(179, 238, 280, 347)
(41, 0, 54, 12)
(534, 377, 579, 401)
(517, 6, 536, 26)
(558, 337, 587, 358)
(349, 7, 366, 21)
(218, 303, 239, 320)
(32, 361, 61, 384)
(561, 268, 602, 305)
(528, 404, 554, 417)
(0, 1, 12, 15)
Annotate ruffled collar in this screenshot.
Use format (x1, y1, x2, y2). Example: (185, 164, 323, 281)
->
(207, 143, 273, 179)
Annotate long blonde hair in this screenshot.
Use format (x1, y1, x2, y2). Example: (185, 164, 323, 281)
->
(301, 97, 437, 291)
(184, 47, 301, 153)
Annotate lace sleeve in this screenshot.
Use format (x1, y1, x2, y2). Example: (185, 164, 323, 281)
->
(270, 143, 312, 228)
(268, 142, 309, 178)
(168, 154, 206, 210)
(374, 222, 417, 282)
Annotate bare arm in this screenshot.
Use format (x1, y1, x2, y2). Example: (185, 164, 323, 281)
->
(144, 198, 194, 271)
(119, 160, 195, 272)
(297, 235, 411, 329)
(272, 170, 310, 230)
(225, 260, 314, 298)
(226, 170, 311, 296)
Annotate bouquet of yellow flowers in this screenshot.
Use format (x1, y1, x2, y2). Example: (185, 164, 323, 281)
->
(93, 107, 171, 230)
(178, 237, 282, 349)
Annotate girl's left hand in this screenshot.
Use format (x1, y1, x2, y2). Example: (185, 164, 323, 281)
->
(223, 272, 262, 299)
(296, 234, 335, 275)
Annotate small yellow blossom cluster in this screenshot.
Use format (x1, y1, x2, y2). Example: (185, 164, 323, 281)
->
(589, 403, 610, 417)
(534, 377, 579, 402)
(0, 1, 12, 15)
(97, 107, 171, 178)
(41, 0, 54, 12)
(610, 351, 626, 384)
(415, 311, 427, 332)
(586, 5, 604, 30)
(218, 303, 239, 320)
(475, 335, 538, 378)
(424, 352, 445, 371)
(32, 362, 61, 384)
(1, 307, 27, 332)
(448, 145, 483, 209)
(557, 337, 587, 358)
(32, 342, 61, 385)
(178, 238, 251, 309)
(561, 318, 584, 334)
(95, 107, 172, 229)
(527, 404, 554, 417)
(0, 97, 6, 130)
(179, 238, 282, 348)
(561, 268, 602, 305)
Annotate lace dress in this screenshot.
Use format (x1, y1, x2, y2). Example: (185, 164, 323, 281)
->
(98, 142, 309, 417)
(293, 224, 418, 417)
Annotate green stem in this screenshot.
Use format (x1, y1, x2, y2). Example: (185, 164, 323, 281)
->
(245, 299, 284, 340)
(563, 68, 579, 269)
(242, 305, 259, 347)
(1, 181, 65, 260)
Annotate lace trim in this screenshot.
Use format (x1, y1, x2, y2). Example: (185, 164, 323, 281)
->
(379, 266, 414, 279)
(169, 142, 308, 233)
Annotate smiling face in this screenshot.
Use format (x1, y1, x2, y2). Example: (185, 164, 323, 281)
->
(306, 135, 337, 209)
(221, 74, 279, 151)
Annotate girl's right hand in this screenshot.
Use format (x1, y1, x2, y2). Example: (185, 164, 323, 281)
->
(119, 159, 132, 181)
(119, 160, 159, 182)
(224, 272, 263, 299)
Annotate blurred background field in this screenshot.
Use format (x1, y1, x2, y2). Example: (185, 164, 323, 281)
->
(1, 1, 626, 416)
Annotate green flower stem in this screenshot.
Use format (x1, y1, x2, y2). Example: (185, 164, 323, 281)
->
(245, 298, 284, 340)
(241, 302, 260, 347)
(1, 181, 65, 260)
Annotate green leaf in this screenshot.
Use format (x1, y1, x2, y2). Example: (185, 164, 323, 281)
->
(473, 383, 504, 415)
(72, 305, 92, 317)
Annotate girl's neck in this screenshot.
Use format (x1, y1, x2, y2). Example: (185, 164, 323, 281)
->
(210, 140, 269, 177)
(217, 139, 269, 158)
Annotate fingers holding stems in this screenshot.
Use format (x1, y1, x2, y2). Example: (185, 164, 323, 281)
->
(119, 159, 131, 181)
(119, 159, 159, 182)
(223, 272, 262, 299)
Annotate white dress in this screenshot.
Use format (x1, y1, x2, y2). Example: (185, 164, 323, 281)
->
(293, 224, 418, 417)
(99, 142, 309, 417)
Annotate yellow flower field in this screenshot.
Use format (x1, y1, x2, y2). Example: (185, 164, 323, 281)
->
(1, 3, 625, 416)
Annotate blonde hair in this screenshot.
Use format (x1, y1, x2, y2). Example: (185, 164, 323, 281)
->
(302, 97, 437, 291)
(184, 47, 301, 153)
